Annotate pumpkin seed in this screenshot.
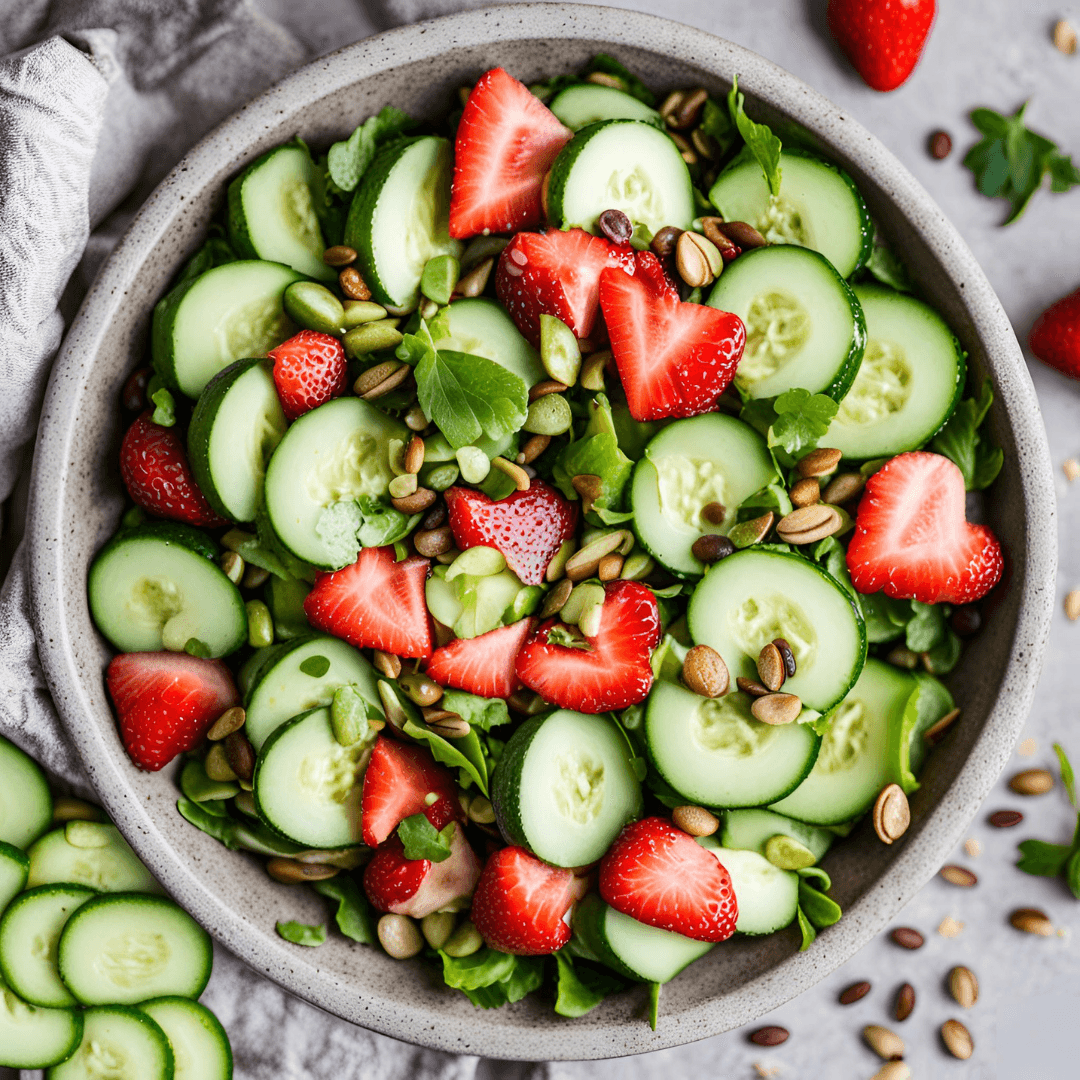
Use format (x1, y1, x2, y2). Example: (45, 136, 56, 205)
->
(421, 912, 456, 950)
(672, 805, 719, 837)
(267, 857, 340, 884)
(764, 834, 816, 870)
(524, 393, 573, 436)
(322, 245, 357, 267)
(789, 477, 820, 508)
(455, 445, 491, 484)
(941, 1018, 974, 1059)
(682, 644, 729, 698)
(873, 783, 910, 844)
(208, 706, 246, 742)
(776, 504, 842, 544)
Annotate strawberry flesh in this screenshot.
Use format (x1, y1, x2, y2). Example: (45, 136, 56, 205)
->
(827, 0, 936, 92)
(426, 617, 534, 699)
(1030, 287, 1080, 379)
(269, 330, 347, 421)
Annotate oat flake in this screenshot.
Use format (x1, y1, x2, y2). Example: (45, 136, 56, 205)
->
(939, 917, 965, 937)
(964, 837, 982, 858)
(1018, 738, 1038, 756)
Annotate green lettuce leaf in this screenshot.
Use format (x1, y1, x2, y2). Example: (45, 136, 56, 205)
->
(727, 75, 782, 196)
(440, 690, 511, 733)
(439, 948, 545, 1008)
(554, 953, 625, 1018)
(857, 593, 913, 644)
(312, 876, 375, 944)
(1017, 838, 1074, 877)
(276, 921, 327, 947)
(796, 905, 816, 950)
(397, 813, 455, 862)
(403, 716, 491, 796)
(930, 378, 1002, 491)
(553, 394, 634, 521)
(904, 601, 948, 653)
(327, 106, 416, 192)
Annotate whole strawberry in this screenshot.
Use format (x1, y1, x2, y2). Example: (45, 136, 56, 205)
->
(268, 329, 347, 421)
(1030, 287, 1080, 378)
(828, 0, 936, 92)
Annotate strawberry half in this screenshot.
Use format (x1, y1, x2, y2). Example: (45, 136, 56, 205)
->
(360, 736, 463, 848)
(599, 260, 746, 421)
(828, 0, 936, 92)
(449, 67, 572, 239)
(120, 412, 226, 528)
(495, 229, 637, 346)
(846, 451, 1003, 605)
(1030, 286, 1080, 379)
(599, 818, 738, 943)
(426, 617, 534, 699)
(471, 846, 588, 955)
(515, 580, 659, 713)
(106, 651, 239, 771)
(268, 330, 347, 421)
(444, 481, 577, 586)
(304, 546, 433, 659)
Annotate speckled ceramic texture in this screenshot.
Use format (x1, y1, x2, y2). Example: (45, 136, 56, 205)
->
(26, 3, 1055, 1061)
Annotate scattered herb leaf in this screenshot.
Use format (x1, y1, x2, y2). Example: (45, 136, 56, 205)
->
(1055, 742, 1077, 807)
(276, 920, 327, 947)
(299, 655, 331, 678)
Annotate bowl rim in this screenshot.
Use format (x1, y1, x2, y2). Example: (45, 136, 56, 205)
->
(27, 2, 1056, 1060)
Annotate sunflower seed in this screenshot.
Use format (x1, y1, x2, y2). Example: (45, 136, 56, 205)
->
(682, 645, 729, 698)
(751, 692, 801, 725)
(1009, 768, 1054, 795)
(672, 804, 719, 837)
(948, 966, 978, 1008)
(941, 1019, 974, 1059)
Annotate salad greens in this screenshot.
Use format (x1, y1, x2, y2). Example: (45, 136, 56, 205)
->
(1017, 743, 1080, 899)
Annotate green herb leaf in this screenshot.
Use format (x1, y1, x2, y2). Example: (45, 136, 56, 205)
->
(771, 389, 839, 456)
(150, 387, 176, 427)
(737, 480, 792, 523)
(355, 495, 420, 548)
(553, 952, 624, 1018)
(438, 948, 544, 1008)
(327, 106, 416, 192)
(1054, 742, 1077, 808)
(397, 813, 455, 862)
(727, 75, 782, 196)
(930, 378, 1002, 491)
(585, 54, 655, 106)
(865, 241, 913, 293)
(403, 716, 490, 796)
(1067, 846, 1080, 900)
(299, 655, 331, 678)
(921, 629, 962, 675)
(808, 535, 859, 601)
(796, 905, 816, 951)
(276, 920, 327, 947)
(312, 877, 375, 944)
(1016, 838, 1074, 877)
(796, 865, 832, 892)
(647, 980, 661, 1030)
(797, 880, 842, 929)
(553, 394, 634, 521)
(698, 97, 737, 159)
(440, 690, 511, 733)
(905, 601, 948, 653)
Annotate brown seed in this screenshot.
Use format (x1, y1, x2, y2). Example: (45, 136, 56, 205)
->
(729, 511, 775, 548)
(673, 87, 708, 129)
(1009, 768, 1054, 795)
(928, 130, 953, 160)
(948, 966, 978, 1009)
(355, 360, 409, 399)
(714, 220, 768, 249)
(650, 225, 684, 262)
(428, 717, 472, 739)
(322, 245, 357, 267)
(940, 864, 978, 887)
(1010, 907, 1053, 935)
(989, 809, 1023, 828)
(894, 982, 916, 1022)
(585, 71, 625, 89)
(821, 472, 865, 505)
(207, 706, 246, 742)
(691, 127, 720, 160)
(565, 530, 630, 581)
(224, 731, 255, 782)
(373, 650, 402, 679)
(598, 553, 624, 581)
(241, 564, 270, 589)
(890, 926, 924, 949)
(457, 257, 493, 298)
(737, 677, 770, 697)
(751, 692, 802, 725)
(339, 266, 372, 301)
(518, 434, 551, 465)
(756, 643, 786, 692)
(675, 230, 718, 288)
(540, 578, 574, 618)
(776, 504, 842, 545)
(691, 533, 735, 564)
(923, 707, 961, 745)
(873, 783, 911, 844)
(1065, 590, 1080, 621)
(682, 644, 730, 698)
(529, 379, 569, 402)
(399, 673, 444, 708)
(796, 447, 843, 478)
(422, 706, 458, 724)
(863, 1024, 905, 1060)
(378, 912, 424, 959)
(886, 645, 920, 670)
(403, 435, 425, 475)
(391, 487, 437, 515)
(748, 1026, 788, 1047)
(773, 638, 796, 678)
(266, 857, 340, 884)
(790, 477, 820, 508)
(941, 1019, 974, 1060)
(490, 456, 530, 491)
(414, 525, 454, 558)
(838, 980, 871, 1005)
(507, 689, 545, 715)
(1054, 18, 1078, 54)
(571, 473, 604, 502)
(672, 804, 720, 837)
(598, 208, 633, 245)
(659, 90, 686, 124)
(700, 501, 727, 526)
(700, 218, 740, 260)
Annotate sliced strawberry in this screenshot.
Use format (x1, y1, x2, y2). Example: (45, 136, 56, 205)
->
(846, 451, 1004, 605)
(449, 67, 572, 239)
(360, 736, 463, 848)
(599, 818, 738, 943)
(514, 580, 659, 713)
(120, 412, 226, 528)
(268, 330, 347, 421)
(426, 618, 533, 699)
(106, 651, 239, 772)
(1030, 286, 1080, 379)
(471, 846, 588, 955)
(495, 229, 637, 346)
(304, 546, 432, 658)
(444, 481, 577, 586)
(599, 263, 746, 421)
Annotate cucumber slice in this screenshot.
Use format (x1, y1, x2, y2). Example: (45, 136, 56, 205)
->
(492, 710, 642, 868)
(572, 894, 712, 983)
(263, 397, 408, 569)
(139, 997, 232, 1080)
(706, 245, 866, 401)
(57, 893, 212, 1005)
(27, 824, 160, 894)
(88, 524, 247, 658)
(244, 634, 383, 751)
(770, 659, 914, 825)
(548, 119, 695, 240)
(719, 808, 833, 863)
(708, 149, 873, 278)
(430, 298, 544, 387)
(0, 734, 51, 848)
(253, 708, 365, 849)
(700, 840, 799, 935)
(228, 143, 335, 282)
(48, 1006, 173, 1080)
(645, 682, 821, 808)
(630, 414, 778, 578)
(344, 135, 461, 311)
(188, 358, 288, 523)
(152, 260, 302, 398)
(0, 842, 28, 918)
(549, 84, 663, 130)
(0, 885, 95, 1007)
(687, 548, 867, 714)
(0, 978, 83, 1069)
(824, 285, 966, 460)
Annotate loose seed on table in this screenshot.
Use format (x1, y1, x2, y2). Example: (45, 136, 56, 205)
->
(242, 564, 270, 589)
(691, 533, 735, 564)
(789, 477, 820, 508)
(773, 638, 796, 678)
(700, 501, 727, 526)
(894, 982, 915, 1022)
(729, 511, 774, 549)
(399, 673, 444, 708)
(941, 1019, 974, 1060)
(208, 706, 246, 742)
(682, 644, 729, 698)
(873, 783, 910, 844)
(1054, 18, 1078, 54)
(598, 208, 633, 245)
(948, 966, 979, 1009)
(1064, 457, 1080, 482)
(378, 913, 424, 959)
(339, 266, 372, 301)
(928, 129, 953, 160)
(204, 744, 238, 783)
(748, 1026, 789, 1047)
(796, 446, 842, 478)
(421, 912, 456, 950)
(220, 550, 244, 584)
(518, 433, 551, 465)
(776, 504, 842, 544)
(672, 804, 719, 837)
(267, 857, 339, 884)
(821, 472, 865, 505)
(989, 809, 1023, 828)
(322, 244, 357, 267)
(713, 220, 768, 250)
(751, 692, 801, 725)
(540, 578, 573, 618)
(391, 487, 437, 515)
(863, 1024, 904, 1061)
(1066, 590, 1080, 620)
(404, 435, 425, 475)
(737, 677, 769, 697)
(598, 552, 624, 581)
(838, 980, 871, 1005)
(414, 525, 454, 558)
(1009, 768, 1054, 795)
(938, 916, 965, 938)
(756, 642, 786, 692)
(373, 650, 402, 679)
(1018, 737, 1039, 756)
(1010, 907, 1054, 935)
(923, 707, 961, 745)
(890, 926, 925, 949)
(224, 731, 256, 782)
(871, 1064, 911, 1080)
(940, 864, 978, 887)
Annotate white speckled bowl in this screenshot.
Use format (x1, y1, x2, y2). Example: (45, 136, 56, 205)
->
(27, 3, 1056, 1061)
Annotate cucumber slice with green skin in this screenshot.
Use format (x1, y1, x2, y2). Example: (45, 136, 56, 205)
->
(687, 548, 867, 714)
(0, 734, 52, 848)
(770, 659, 913, 825)
(430, 298, 545, 387)
(708, 149, 873, 278)
(244, 634, 383, 752)
(0, 885, 96, 1007)
(253, 708, 365, 849)
(227, 143, 335, 283)
(27, 824, 161, 894)
(48, 1006, 174, 1080)
(0, 978, 83, 1069)
(645, 682, 821, 809)
(57, 893, 212, 1005)
(571, 893, 712, 983)
(152, 259, 302, 399)
(630, 414, 778, 578)
(88, 524, 247, 658)
(344, 135, 462, 311)
(719, 808, 833, 863)
(263, 397, 408, 569)
(549, 84, 663, 130)
(139, 997, 233, 1080)
(187, 358, 288, 523)
(706, 245, 866, 401)
(0, 842, 28, 918)
(492, 710, 643, 868)
(548, 119, 695, 240)
(699, 839, 799, 935)
(824, 285, 966, 460)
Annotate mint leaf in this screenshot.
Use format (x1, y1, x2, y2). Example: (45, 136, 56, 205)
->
(771, 388, 838, 456)
(905, 601, 947, 653)
(796, 905, 816, 951)
(327, 106, 416, 192)
(397, 813, 455, 862)
(1055, 743, 1077, 808)
(554, 952, 624, 1018)
(312, 877, 375, 944)
(439, 948, 544, 1008)
(1017, 838, 1073, 877)
(276, 920, 327, 947)
(930, 378, 1003, 491)
(728, 75, 782, 196)
(150, 387, 176, 427)
(299, 655, 330, 678)
(440, 690, 511, 733)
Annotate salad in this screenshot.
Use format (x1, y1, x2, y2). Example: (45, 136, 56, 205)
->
(88, 54, 1004, 1026)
